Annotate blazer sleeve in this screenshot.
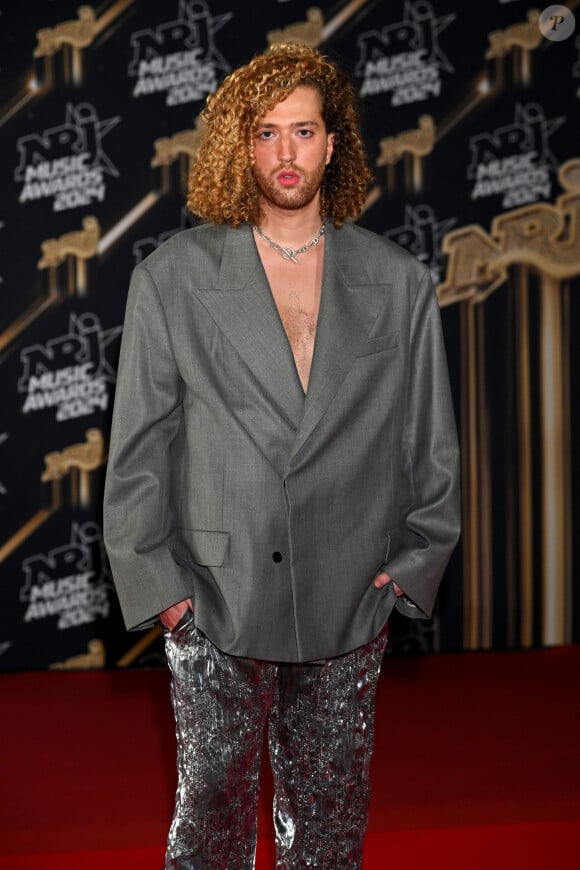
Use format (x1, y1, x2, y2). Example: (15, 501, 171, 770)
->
(385, 268, 461, 619)
(103, 264, 193, 630)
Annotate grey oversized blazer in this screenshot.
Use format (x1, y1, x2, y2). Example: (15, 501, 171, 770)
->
(103, 221, 460, 662)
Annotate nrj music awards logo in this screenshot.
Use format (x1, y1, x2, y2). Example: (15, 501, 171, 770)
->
(384, 204, 456, 284)
(128, 0, 233, 106)
(467, 103, 565, 209)
(15, 103, 120, 212)
(356, 0, 455, 104)
(20, 523, 112, 630)
(18, 313, 122, 422)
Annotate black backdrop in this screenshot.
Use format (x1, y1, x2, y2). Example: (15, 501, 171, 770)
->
(0, 0, 578, 670)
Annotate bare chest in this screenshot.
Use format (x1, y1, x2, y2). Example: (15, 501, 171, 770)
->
(259, 246, 324, 393)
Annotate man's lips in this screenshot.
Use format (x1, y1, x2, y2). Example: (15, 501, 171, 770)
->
(277, 170, 300, 186)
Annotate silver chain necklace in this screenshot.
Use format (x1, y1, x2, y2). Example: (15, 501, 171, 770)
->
(253, 223, 325, 264)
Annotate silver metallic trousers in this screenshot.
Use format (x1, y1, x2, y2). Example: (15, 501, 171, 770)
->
(164, 614, 388, 869)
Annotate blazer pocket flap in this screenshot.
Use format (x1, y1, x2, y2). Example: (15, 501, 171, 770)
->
(356, 331, 399, 358)
(169, 528, 230, 567)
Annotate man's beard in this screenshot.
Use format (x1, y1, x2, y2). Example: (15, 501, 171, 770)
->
(252, 161, 326, 211)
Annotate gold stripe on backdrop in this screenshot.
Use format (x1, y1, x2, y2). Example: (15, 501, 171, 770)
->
(0, 510, 54, 565)
(476, 304, 493, 650)
(93, 0, 136, 37)
(505, 285, 516, 648)
(0, 293, 57, 353)
(320, 0, 370, 42)
(515, 267, 534, 648)
(460, 301, 479, 650)
(460, 300, 494, 651)
(562, 284, 574, 643)
(540, 275, 571, 645)
(116, 627, 163, 668)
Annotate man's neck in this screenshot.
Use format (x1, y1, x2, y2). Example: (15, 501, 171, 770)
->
(258, 200, 324, 245)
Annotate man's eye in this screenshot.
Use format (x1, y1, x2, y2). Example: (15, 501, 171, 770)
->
(297, 129, 313, 137)
(258, 131, 274, 139)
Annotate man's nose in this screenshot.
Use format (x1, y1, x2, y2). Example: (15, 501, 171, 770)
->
(277, 133, 296, 163)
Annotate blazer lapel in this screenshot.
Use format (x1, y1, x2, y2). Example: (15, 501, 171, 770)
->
(191, 222, 392, 470)
(289, 224, 389, 463)
(191, 223, 305, 429)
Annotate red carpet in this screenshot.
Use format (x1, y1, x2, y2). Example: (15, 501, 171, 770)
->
(2, 646, 579, 868)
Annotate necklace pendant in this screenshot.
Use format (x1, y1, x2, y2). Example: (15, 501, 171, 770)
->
(253, 223, 324, 264)
(281, 247, 299, 264)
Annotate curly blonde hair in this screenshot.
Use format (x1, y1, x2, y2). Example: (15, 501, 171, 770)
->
(187, 43, 372, 228)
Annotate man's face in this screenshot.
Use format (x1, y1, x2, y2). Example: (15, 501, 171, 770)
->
(252, 86, 335, 214)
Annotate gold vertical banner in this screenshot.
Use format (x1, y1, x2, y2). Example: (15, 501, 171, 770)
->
(459, 300, 493, 650)
(439, 159, 579, 649)
(539, 275, 571, 645)
(514, 267, 534, 648)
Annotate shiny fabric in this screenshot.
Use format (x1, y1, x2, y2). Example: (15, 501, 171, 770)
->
(164, 613, 388, 869)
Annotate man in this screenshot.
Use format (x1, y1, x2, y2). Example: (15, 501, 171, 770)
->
(104, 43, 460, 869)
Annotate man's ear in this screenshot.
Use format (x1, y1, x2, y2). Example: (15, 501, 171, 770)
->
(326, 132, 335, 165)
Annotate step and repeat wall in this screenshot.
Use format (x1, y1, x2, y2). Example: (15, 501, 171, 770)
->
(0, 0, 578, 670)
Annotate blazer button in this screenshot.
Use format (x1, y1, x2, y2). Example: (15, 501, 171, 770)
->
(272, 551, 283, 563)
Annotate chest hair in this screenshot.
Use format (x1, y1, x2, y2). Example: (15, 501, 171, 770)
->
(259, 244, 324, 392)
